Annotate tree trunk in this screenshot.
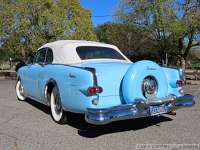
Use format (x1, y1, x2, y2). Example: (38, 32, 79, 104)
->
(21, 48, 26, 60)
(165, 52, 168, 66)
(180, 57, 186, 70)
(21, 48, 28, 61)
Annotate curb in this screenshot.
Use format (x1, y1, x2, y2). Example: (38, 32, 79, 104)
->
(0, 70, 16, 80)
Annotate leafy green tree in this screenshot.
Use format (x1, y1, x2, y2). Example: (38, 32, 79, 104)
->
(116, 0, 200, 69)
(0, 0, 96, 61)
(95, 22, 159, 61)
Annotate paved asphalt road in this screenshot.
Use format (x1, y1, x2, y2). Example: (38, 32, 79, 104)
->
(0, 79, 199, 150)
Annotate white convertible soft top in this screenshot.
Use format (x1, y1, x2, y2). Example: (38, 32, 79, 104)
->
(39, 40, 131, 64)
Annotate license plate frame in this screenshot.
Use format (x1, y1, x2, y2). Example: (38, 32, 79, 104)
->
(150, 105, 167, 116)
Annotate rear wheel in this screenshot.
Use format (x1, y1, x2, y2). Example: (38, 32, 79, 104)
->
(50, 87, 68, 124)
(16, 80, 26, 101)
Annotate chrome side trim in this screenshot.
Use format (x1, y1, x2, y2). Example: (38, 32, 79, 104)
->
(85, 94, 195, 125)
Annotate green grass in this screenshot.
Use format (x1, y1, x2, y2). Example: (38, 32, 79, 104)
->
(0, 62, 16, 70)
(0, 63, 10, 70)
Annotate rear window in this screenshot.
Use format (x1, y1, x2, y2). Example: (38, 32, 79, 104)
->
(76, 46, 125, 60)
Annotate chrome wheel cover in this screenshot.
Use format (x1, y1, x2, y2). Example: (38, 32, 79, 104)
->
(142, 76, 158, 98)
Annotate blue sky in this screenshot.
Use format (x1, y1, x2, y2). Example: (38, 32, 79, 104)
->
(80, 0, 119, 26)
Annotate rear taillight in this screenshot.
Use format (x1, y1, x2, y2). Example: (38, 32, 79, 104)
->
(176, 80, 186, 87)
(87, 86, 103, 96)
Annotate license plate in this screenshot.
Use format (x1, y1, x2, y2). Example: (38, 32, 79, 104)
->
(150, 105, 166, 116)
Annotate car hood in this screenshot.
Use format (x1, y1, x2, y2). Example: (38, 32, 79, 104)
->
(76, 60, 132, 96)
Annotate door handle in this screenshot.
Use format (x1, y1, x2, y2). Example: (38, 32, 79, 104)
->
(69, 73, 76, 78)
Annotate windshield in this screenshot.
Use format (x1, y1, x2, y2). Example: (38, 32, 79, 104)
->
(76, 46, 125, 60)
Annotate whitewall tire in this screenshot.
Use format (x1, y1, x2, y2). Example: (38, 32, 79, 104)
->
(16, 80, 26, 101)
(50, 87, 67, 124)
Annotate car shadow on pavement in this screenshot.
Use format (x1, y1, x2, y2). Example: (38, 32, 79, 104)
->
(69, 115, 173, 138)
(25, 98, 173, 138)
(25, 98, 51, 114)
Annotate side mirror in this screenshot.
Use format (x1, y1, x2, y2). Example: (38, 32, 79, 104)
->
(38, 62, 45, 67)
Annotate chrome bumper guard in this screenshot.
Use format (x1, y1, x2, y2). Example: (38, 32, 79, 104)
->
(85, 94, 195, 125)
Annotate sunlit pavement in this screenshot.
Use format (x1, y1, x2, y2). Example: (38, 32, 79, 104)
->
(0, 79, 199, 150)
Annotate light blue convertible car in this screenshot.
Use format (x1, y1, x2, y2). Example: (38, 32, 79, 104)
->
(15, 40, 195, 125)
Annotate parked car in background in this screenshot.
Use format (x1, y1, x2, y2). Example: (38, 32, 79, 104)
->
(15, 40, 195, 125)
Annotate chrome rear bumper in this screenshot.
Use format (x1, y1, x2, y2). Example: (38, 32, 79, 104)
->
(85, 94, 195, 125)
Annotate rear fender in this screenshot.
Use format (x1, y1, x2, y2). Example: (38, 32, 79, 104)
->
(162, 67, 182, 97)
(54, 66, 97, 113)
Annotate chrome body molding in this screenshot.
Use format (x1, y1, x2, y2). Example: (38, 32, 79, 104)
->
(85, 94, 195, 125)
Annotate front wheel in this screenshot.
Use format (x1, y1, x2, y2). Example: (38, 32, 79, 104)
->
(50, 87, 68, 124)
(16, 80, 26, 101)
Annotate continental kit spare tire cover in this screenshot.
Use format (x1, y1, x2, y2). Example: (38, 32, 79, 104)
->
(122, 60, 168, 104)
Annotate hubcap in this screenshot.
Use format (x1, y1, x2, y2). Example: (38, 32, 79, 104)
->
(142, 76, 158, 98)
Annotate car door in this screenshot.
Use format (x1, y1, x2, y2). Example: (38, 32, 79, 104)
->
(26, 48, 47, 100)
(37, 48, 54, 101)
